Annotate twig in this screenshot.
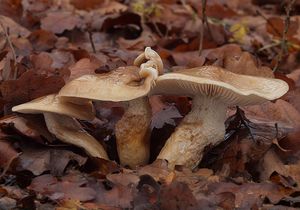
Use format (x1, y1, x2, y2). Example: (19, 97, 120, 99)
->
(256, 9, 282, 37)
(198, 0, 212, 55)
(0, 19, 17, 79)
(151, 20, 164, 38)
(87, 30, 96, 53)
(273, 0, 296, 72)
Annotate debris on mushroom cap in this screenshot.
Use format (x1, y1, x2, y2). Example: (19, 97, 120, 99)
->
(150, 66, 289, 106)
(44, 113, 108, 159)
(12, 94, 95, 121)
(134, 47, 164, 75)
(58, 66, 155, 102)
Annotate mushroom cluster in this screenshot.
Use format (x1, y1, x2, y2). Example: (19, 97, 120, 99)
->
(12, 47, 163, 168)
(12, 47, 289, 170)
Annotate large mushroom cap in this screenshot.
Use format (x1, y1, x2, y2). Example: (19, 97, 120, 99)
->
(12, 94, 95, 121)
(58, 66, 154, 102)
(150, 66, 289, 106)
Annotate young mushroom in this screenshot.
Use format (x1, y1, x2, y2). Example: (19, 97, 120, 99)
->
(12, 94, 109, 159)
(58, 47, 163, 168)
(151, 66, 289, 169)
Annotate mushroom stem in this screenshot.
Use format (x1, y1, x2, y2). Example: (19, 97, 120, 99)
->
(157, 95, 227, 169)
(115, 96, 151, 168)
(44, 113, 109, 160)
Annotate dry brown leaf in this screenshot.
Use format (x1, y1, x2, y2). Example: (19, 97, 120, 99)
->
(28, 173, 96, 201)
(0, 114, 55, 143)
(0, 140, 18, 170)
(0, 15, 30, 37)
(70, 0, 105, 10)
(11, 37, 32, 56)
(266, 17, 299, 38)
(117, 30, 158, 51)
(41, 11, 83, 34)
(171, 51, 206, 68)
(68, 57, 103, 81)
(1, 70, 65, 106)
(224, 52, 274, 77)
(28, 29, 57, 51)
(242, 100, 300, 129)
(18, 146, 87, 176)
(30, 52, 54, 74)
(22, 0, 52, 13)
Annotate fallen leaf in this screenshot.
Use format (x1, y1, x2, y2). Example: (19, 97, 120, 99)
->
(242, 100, 300, 129)
(266, 17, 299, 38)
(1, 70, 65, 106)
(224, 52, 274, 77)
(18, 146, 87, 176)
(159, 181, 199, 210)
(0, 140, 18, 170)
(0, 115, 54, 144)
(41, 11, 83, 34)
(0, 15, 30, 37)
(28, 29, 57, 51)
(151, 105, 182, 129)
(68, 57, 103, 81)
(28, 173, 96, 201)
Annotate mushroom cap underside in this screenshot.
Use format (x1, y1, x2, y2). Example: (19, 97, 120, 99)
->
(12, 94, 95, 120)
(150, 66, 289, 106)
(58, 66, 153, 102)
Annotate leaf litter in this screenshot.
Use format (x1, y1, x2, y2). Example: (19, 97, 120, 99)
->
(0, 0, 300, 209)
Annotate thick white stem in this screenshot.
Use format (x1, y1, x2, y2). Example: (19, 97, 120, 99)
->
(115, 97, 151, 168)
(44, 113, 108, 159)
(157, 96, 227, 169)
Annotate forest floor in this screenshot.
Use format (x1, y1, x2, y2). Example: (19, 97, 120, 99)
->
(1, 0, 300, 209)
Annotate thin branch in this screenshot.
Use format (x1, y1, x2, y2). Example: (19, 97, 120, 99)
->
(198, 0, 212, 55)
(0, 19, 17, 79)
(256, 9, 282, 37)
(273, 0, 296, 72)
(87, 30, 96, 53)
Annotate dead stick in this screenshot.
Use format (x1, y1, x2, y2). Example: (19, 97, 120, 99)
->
(88, 30, 96, 53)
(273, 0, 296, 72)
(0, 19, 17, 79)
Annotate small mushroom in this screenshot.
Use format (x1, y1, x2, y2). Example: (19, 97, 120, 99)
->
(58, 47, 163, 168)
(151, 66, 289, 169)
(12, 94, 109, 159)
(12, 94, 95, 121)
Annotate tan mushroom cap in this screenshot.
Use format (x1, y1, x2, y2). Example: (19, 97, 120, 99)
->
(58, 66, 154, 102)
(12, 94, 95, 121)
(150, 66, 289, 106)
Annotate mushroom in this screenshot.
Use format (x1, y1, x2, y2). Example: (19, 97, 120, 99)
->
(12, 94, 109, 159)
(12, 94, 95, 121)
(150, 66, 289, 169)
(58, 47, 163, 168)
(44, 113, 108, 159)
